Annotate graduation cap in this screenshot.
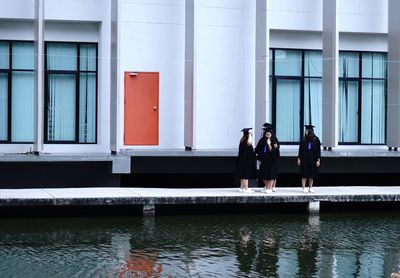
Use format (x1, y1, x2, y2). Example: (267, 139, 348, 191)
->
(304, 124, 315, 131)
(262, 122, 274, 131)
(241, 128, 252, 135)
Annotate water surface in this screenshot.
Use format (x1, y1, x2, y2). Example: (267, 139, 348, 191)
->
(0, 212, 399, 277)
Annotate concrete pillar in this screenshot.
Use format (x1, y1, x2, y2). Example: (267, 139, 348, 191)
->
(322, 0, 338, 150)
(255, 0, 268, 131)
(387, 0, 400, 149)
(143, 204, 155, 216)
(33, 0, 44, 154)
(308, 201, 320, 213)
(184, 0, 195, 150)
(110, 0, 120, 154)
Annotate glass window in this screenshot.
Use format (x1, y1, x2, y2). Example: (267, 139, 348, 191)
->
(275, 50, 301, 76)
(12, 42, 34, 70)
(339, 52, 359, 78)
(304, 51, 322, 77)
(339, 51, 387, 144)
(47, 74, 76, 141)
(46, 42, 97, 143)
(269, 77, 272, 125)
(79, 73, 96, 143)
(80, 44, 97, 71)
(270, 49, 322, 143)
(0, 42, 9, 69)
(0, 73, 7, 140)
(339, 81, 359, 143)
(362, 52, 386, 79)
(12, 72, 34, 142)
(276, 79, 300, 142)
(0, 41, 34, 143)
(47, 43, 77, 71)
(361, 80, 385, 144)
(304, 78, 322, 137)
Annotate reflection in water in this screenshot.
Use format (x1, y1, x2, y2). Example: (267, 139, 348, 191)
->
(118, 250, 163, 278)
(236, 227, 256, 273)
(297, 215, 319, 278)
(0, 212, 399, 277)
(255, 227, 279, 277)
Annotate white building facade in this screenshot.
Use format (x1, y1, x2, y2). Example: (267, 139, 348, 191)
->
(0, 0, 398, 153)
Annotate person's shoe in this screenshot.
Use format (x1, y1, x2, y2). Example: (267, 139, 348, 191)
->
(263, 188, 268, 193)
(266, 189, 273, 194)
(309, 188, 315, 193)
(302, 187, 308, 193)
(244, 188, 254, 193)
(239, 188, 244, 192)
(272, 188, 277, 192)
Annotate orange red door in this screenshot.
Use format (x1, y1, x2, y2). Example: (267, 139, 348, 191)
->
(124, 72, 159, 145)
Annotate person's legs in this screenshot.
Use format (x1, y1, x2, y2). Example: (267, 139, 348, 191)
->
(267, 180, 274, 190)
(244, 179, 254, 193)
(301, 178, 307, 188)
(263, 180, 268, 191)
(301, 178, 307, 192)
(245, 179, 249, 190)
(308, 178, 314, 192)
(240, 179, 245, 191)
(262, 180, 273, 193)
(272, 179, 277, 191)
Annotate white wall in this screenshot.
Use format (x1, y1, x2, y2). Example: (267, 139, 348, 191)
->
(45, 0, 102, 22)
(339, 33, 387, 52)
(119, 0, 185, 149)
(0, 21, 34, 41)
(268, 0, 323, 31)
(194, 0, 253, 149)
(0, 0, 393, 152)
(0, 0, 34, 19)
(270, 30, 322, 50)
(338, 0, 388, 33)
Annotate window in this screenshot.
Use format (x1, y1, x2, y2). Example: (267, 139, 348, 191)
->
(339, 51, 387, 144)
(45, 42, 97, 143)
(270, 49, 322, 143)
(0, 41, 34, 143)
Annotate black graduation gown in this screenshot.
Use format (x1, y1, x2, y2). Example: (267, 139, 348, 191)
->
(298, 136, 321, 179)
(255, 137, 278, 180)
(235, 141, 257, 179)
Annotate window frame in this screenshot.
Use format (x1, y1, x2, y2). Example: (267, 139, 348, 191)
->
(270, 48, 322, 144)
(0, 40, 35, 144)
(44, 41, 98, 144)
(338, 50, 387, 145)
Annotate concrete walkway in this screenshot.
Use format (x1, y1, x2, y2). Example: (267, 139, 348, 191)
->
(0, 186, 399, 207)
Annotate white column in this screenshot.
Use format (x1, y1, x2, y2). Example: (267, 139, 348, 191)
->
(322, 0, 338, 150)
(184, 0, 195, 150)
(110, 0, 120, 154)
(33, 0, 44, 154)
(255, 0, 268, 131)
(387, 0, 400, 150)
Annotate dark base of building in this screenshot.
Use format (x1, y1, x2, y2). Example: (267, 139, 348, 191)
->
(0, 162, 119, 188)
(1, 154, 400, 188)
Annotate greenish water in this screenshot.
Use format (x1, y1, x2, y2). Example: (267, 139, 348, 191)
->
(0, 212, 399, 277)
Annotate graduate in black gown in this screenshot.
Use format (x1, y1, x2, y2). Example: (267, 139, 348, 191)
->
(255, 124, 279, 193)
(264, 123, 280, 191)
(297, 124, 321, 193)
(236, 128, 257, 193)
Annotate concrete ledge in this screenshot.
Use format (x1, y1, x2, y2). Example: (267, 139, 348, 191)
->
(0, 186, 399, 207)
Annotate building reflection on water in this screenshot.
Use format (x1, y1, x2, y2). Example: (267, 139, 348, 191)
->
(0, 213, 399, 277)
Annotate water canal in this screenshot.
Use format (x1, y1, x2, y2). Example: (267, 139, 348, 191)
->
(0, 211, 399, 277)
